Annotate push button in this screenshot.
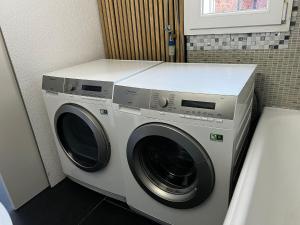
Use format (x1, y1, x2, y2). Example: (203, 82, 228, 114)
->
(100, 109, 108, 115)
(215, 119, 223, 123)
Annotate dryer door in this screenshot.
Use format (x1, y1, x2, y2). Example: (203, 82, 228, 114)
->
(55, 104, 110, 172)
(127, 123, 215, 209)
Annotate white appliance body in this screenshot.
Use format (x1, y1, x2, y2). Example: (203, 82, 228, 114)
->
(113, 63, 256, 224)
(42, 59, 162, 200)
(0, 203, 12, 225)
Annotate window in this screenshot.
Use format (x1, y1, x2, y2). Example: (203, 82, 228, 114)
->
(203, 0, 268, 15)
(185, 0, 293, 35)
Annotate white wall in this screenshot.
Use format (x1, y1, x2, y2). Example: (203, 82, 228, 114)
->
(0, 31, 49, 209)
(0, 0, 105, 186)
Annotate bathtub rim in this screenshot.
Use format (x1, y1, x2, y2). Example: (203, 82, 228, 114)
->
(223, 107, 300, 225)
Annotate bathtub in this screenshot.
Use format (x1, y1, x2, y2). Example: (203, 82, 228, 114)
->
(224, 107, 300, 225)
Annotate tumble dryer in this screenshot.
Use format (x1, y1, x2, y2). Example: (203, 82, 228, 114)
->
(113, 63, 256, 224)
(42, 59, 162, 201)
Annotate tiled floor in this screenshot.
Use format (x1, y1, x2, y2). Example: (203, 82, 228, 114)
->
(7, 179, 159, 225)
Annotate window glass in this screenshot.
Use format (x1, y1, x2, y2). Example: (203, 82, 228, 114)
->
(203, 0, 268, 15)
(57, 113, 98, 167)
(137, 136, 197, 190)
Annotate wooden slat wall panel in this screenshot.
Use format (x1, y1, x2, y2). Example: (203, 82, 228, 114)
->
(179, 0, 185, 62)
(149, 0, 157, 60)
(108, 0, 120, 58)
(153, 0, 160, 60)
(174, 0, 180, 62)
(101, 0, 112, 58)
(158, 0, 165, 61)
(144, 0, 152, 59)
(126, 0, 135, 59)
(130, 0, 139, 59)
(139, 1, 148, 59)
(113, 0, 124, 59)
(164, 0, 169, 62)
(98, 0, 110, 58)
(98, 0, 185, 62)
(135, 1, 144, 59)
(105, 0, 116, 58)
(116, 0, 127, 59)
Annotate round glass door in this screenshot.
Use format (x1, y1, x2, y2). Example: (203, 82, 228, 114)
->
(55, 104, 110, 172)
(127, 123, 215, 209)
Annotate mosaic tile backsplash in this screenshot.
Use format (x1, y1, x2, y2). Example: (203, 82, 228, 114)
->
(187, 0, 300, 110)
(187, 2, 298, 51)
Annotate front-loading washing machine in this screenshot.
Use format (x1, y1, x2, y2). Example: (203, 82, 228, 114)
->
(113, 63, 256, 224)
(42, 59, 162, 201)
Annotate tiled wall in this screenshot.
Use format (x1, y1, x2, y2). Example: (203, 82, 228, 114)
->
(187, 0, 300, 110)
(187, 4, 298, 51)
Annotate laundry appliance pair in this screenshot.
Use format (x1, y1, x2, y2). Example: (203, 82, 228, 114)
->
(43, 60, 256, 225)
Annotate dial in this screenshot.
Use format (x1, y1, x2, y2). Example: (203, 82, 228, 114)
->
(158, 96, 169, 108)
(67, 83, 76, 92)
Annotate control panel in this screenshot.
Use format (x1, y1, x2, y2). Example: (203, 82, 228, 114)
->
(64, 78, 113, 99)
(150, 91, 236, 120)
(113, 86, 237, 120)
(113, 86, 151, 109)
(42, 76, 64, 93)
(42, 76, 114, 99)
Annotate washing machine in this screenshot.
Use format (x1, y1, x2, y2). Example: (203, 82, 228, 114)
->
(42, 59, 162, 201)
(112, 63, 256, 224)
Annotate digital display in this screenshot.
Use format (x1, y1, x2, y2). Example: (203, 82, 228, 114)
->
(182, 100, 216, 110)
(82, 85, 102, 92)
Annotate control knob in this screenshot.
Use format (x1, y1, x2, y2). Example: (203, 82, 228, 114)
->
(67, 83, 76, 92)
(158, 96, 169, 108)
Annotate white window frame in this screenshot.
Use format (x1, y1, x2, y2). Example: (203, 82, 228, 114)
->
(184, 0, 293, 35)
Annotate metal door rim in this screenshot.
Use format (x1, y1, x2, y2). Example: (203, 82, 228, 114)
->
(54, 103, 110, 172)
(127, 122, 215, 209)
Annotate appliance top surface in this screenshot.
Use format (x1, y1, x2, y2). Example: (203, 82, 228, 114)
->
(45, 59, 162, 82)
(116, 63, 256, 96)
